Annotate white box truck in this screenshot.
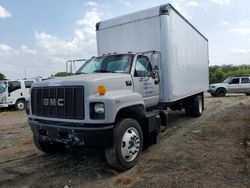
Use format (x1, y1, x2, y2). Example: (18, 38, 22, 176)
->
(0, 79, 35, 110)
(27, 4, 209, 171)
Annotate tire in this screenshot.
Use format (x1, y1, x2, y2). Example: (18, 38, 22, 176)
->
(15, 100, 25, 111)
(245, 93, 250, 96)
(216, 88, 226, 97)
(184, 100, 192, 116)
(210, 93, 216, 97)
(191, 95, 203, 117)
(33, 135, 66, 154)
(105, 118, 143, 171)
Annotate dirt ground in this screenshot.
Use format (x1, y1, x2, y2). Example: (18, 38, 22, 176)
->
(0, 93, 250, 188)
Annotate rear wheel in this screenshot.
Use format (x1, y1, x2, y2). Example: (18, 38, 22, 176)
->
(216, 88, 226, 97)
(185, 95, 203, 117)
(191, 95, 203, 117)
(15, 100, 25, 111)
(33, 136, 66, 154)
(105, 118, 143, 171)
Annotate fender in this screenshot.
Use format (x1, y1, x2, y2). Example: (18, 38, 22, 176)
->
(88, 90, 145, 123)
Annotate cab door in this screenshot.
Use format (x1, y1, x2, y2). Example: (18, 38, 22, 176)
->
(132, 54, 160, 108)
(7, 81, 22, 105)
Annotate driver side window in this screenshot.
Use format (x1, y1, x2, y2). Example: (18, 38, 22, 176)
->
(134, 56, 152, 77)
(8, 81, 21, 93)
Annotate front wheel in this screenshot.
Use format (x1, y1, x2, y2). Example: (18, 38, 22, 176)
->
(15, 100, 25, 111)
(105, 118, 143, 171)
(210, 93, 216, 97)
(216, 88, 226, 97)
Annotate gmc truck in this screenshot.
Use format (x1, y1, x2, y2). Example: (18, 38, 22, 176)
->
(27, 4, 209, 171)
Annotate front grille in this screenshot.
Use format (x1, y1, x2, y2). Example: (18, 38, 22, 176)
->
(31, 86, 84, 119)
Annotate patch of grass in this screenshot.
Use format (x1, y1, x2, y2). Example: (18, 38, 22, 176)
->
(114, 175, 133, 185)
(22, 138, 33, 145)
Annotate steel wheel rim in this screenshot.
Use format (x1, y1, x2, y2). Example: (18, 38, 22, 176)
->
(17, 102, 24, 110)
(198, 98, 202, 114)
(121, 127, 140, 162)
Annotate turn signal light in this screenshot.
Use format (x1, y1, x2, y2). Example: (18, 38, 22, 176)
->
(97, 85, 106, 95)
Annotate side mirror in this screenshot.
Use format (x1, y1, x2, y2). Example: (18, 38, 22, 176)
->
(150, 71, 157, 79)
(153, 65, 159, 71)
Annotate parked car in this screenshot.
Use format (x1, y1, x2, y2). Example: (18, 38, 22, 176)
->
(208, 76, 250, 97)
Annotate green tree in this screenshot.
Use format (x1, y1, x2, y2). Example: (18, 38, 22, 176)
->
(0, 73, 6, 80)
(209, 65, 250, 84)
(54, 72, 70, 77)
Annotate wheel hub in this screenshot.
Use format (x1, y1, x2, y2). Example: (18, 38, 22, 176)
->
(121, 127, 140, 162)
(198, 98, 202, 114)
(17, 102, 24, 110)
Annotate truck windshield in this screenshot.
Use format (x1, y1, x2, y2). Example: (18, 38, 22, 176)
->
(75, 54, 133, 74)
(0, 82, 6, 94)
(223, 78, 231, 83)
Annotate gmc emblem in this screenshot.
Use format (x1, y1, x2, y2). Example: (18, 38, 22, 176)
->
(43, 98, 64, 106)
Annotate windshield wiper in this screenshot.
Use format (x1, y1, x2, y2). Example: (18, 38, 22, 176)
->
(94, 70, 116, 73)
(75, 72, 87, 75)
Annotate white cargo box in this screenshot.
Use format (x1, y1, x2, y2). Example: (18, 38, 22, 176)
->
(96, 4, 209, 103)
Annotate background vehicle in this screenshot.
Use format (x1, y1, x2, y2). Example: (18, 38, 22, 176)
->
(0, 79, 35, 110)
(27, 4, 209, 171)
(208, 76, 250, 97)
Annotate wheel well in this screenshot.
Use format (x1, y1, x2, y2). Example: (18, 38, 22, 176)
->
(183, 92, 204, 109)
(16, 98, 25, 104)
(115, 104, 145, 125)
(216, 87, 226, 93)
(115, 104, 158, 146)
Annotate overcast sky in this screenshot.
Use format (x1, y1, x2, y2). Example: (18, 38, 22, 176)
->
(0, 0, 250, 79)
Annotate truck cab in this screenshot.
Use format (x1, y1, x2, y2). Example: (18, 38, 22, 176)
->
(27, 51, 203, 171)
(0, 79, 34, 110)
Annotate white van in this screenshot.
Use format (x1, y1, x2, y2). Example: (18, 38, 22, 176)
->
(0, 79, 34, 110)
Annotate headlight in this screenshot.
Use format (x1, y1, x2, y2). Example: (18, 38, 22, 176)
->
(90, 102, 105, 119)
(94, 103, 105, 113)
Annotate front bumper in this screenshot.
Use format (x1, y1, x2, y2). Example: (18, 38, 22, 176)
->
(28, 118, 114, 147)
(207, 89, 216, 94)
(0, 103, 8, 108)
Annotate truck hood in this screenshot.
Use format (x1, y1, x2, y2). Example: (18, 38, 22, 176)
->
(32, 73, 134, 95)
(209, 83, 227, 87)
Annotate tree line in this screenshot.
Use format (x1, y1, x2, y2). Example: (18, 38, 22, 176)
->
(209, 65, 250, 84)
(1, 64, 250, 84)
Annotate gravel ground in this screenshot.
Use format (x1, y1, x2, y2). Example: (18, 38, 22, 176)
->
(0, 94, 249, 188)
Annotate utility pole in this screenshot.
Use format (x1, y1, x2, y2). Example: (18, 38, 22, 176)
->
(24, 69, 27, 79)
